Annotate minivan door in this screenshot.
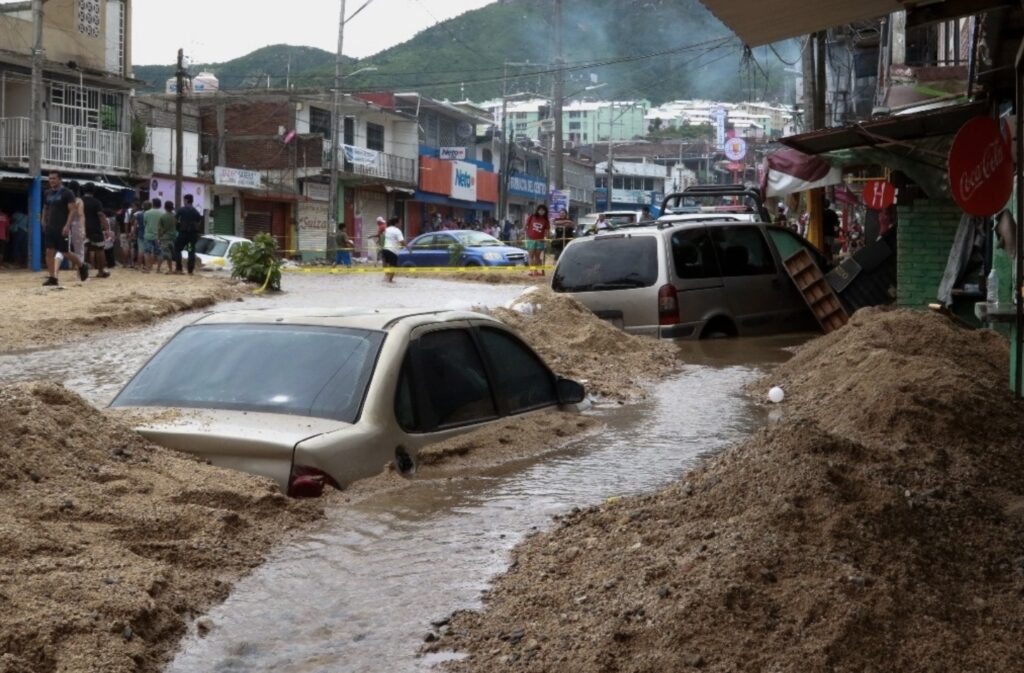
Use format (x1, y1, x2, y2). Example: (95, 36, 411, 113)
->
(708, 224, 790, 335)
(668, 226, 725, 337)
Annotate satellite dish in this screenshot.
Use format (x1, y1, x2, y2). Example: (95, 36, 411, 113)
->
(457, 122, 474, 139)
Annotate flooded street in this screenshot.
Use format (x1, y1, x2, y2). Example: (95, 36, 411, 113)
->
(2, 274, 806, 673)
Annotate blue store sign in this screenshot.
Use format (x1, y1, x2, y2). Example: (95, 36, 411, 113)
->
(508, 172, 548, 199)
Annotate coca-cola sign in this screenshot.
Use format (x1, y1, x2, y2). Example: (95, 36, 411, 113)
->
(948, 116, 1012, 216)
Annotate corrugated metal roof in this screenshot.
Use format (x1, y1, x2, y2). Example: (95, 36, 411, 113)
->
(697, 0, 904, 46)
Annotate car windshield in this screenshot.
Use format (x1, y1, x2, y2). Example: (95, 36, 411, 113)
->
(195, 237, 230, 256)
(111, 324, 386, 422)
(453, 231, 503, 247)
(662, 194, 760, 215)
(605, 214, 638, 226)
(553, 236, 659, 292)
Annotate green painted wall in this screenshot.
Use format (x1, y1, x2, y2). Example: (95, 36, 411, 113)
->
(896, 199, 962, 309)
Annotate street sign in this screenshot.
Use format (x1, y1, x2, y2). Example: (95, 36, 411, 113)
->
(948, 116, 1012, 216)
(723, 137, 747, 161)
(713, 106, 728, 149)
(862, 179, 895, 210)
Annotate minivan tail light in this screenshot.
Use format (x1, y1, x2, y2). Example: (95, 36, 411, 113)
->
(287, 465, 340, 498)
(658, 284, 679, 325)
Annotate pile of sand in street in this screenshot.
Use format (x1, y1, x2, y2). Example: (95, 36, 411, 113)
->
(429, 308, 1024, 673)
(0, 271, 244, 353)
(490, 286, 678, 400)
(0, 382, 322, 673)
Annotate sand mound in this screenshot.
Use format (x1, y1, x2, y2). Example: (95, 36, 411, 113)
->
(491, 287, 678, 399)
(431, 309, 1024, 672)
(0, 383, 322, 673)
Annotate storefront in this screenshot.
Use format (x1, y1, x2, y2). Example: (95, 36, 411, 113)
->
(296, 182, 330, 262)
(506, 171, 548, 225)
(406, 155, 498, 237)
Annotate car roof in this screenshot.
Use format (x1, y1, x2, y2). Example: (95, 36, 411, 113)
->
(420, 229, 494, 237)
(200, 234, 249, 242)
(191, 307, 501, 332)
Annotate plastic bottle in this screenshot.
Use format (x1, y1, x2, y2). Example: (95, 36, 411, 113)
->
(987, 267, 999, 305)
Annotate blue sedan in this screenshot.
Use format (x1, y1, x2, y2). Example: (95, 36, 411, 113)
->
(397, 230, 528, 267)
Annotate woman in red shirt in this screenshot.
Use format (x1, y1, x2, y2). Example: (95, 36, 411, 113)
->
(525, 205, 549, 276)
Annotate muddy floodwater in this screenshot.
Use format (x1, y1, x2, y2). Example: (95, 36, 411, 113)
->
(1, 273, 808, 673)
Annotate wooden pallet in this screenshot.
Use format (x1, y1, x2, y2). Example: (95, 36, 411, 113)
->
(783, 249, 849, 334)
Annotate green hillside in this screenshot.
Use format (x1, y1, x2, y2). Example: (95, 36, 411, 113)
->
(132, 1, 797, 104)
(132, 45, 342, 93)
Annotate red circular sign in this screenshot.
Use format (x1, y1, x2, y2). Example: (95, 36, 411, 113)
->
(948, 116, 1012, 216)
(862, 179, 895, 210)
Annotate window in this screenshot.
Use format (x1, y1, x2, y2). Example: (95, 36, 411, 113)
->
(111, 325, 385, 423)
(613, 176, 624, 189)
(77, 0, 101, 37)
(366, 122, 385, 151)
(553, 236, 659, 293)
(671, 228, 721, 279)
(412, 234, 440, 249)
(569, 111, 581, 119)
(310, 107, 332, 139)
(416, 329, 497, 428)
(643, 178, 655, 191)
(710, 226, 777, 277)
(595, 176, 607, 189)
(482, 148, 493, 164)
(395, 356, 418, 431)
(569, 122, 581, 130)
(478, 328, 556, 413)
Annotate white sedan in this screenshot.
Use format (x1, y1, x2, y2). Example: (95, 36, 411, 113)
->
(110, 308, 586, 497)
(181, 234, 251, 269)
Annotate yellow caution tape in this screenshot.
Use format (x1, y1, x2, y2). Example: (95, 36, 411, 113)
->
(284, 265, 554, 275)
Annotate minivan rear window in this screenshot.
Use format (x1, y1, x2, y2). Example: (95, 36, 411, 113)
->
(553, 236, 658, 293)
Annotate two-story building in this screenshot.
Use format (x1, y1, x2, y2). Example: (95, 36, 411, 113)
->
(0, 0, 134, 265)
(594, 160, 668, 212)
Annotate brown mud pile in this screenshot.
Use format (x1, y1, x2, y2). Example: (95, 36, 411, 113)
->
(0, 271, 244, 353)
(0, 383, 322, 673)
(490, 287, 678, 400)
(430, 308, 1024, 672)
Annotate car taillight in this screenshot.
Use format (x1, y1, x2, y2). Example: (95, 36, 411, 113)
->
(287, 465, 340, 498)
(658, 284, 679, 325)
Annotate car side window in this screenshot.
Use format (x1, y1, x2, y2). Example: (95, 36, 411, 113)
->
(394, 354, 419, 432)
(434, 234, 455, 250)
(477, 327, 557, 414)
(412, 235, 436, 249)
(671, 228, 721, 279)
(710, 226, 777, 277)
(417, 329, 497, 428)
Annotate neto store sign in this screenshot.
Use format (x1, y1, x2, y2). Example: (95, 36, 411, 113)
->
(450, 160, 478, 202)
(948, 116, 1012, 216)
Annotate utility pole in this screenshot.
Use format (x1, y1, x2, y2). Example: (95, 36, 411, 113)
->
(552, 0, 565, 191)
(499, 61, 509, 222)
(28, 0, 43, 272)
(328, 0, 347, 261)
(175, 48, 185, 207)
(806, 31, 828, 252)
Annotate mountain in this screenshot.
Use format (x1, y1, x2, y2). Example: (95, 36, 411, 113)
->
(132, 45, 342, 93)
(132, 1, 798, 104)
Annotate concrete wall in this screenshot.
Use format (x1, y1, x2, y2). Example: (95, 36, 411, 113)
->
(896, 199, 961, 309)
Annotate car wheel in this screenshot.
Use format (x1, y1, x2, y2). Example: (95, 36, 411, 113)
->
(394, 447, 416, 476)
(701, 317, 737, 339)
(465, 260, 481, 267)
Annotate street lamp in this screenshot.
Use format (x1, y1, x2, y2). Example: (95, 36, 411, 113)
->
(343, 65, 378, 81)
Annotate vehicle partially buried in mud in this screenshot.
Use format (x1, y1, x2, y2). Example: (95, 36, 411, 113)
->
(110, 308, 586, 497)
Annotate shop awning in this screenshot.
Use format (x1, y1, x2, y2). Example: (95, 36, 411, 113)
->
(697, 0, 903, 46)
(778, 101, 987, 155)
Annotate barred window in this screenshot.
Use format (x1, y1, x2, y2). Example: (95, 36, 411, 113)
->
(78, 0, 101, 37)
(366, 122, 385, 151)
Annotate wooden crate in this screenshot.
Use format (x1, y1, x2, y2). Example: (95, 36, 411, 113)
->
(783, 249, 849, 334)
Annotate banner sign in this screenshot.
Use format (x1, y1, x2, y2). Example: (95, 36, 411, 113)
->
(343, 144, 380, 168)
(713, 106, 728, 149)
(450, 161, 478, 202)
(440, 147, 467, 161)
(549, 189, 569, 217)
(948, 116, 1012, 216)
(214, 166, 262, 190)
(862, 179, 895, 210)
(304, 182, 330, 202)
(150, 178, 207, 211)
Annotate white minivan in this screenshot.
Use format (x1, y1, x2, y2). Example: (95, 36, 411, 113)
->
(552, 220, 824, 339)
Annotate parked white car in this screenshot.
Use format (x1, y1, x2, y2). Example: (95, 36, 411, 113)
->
(181, 234, 251, 269)
(110, 308, 586, 497)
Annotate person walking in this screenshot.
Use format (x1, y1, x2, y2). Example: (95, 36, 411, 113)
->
(142, 198, 163, 272)
(156, 200, 177, 274)
(334, 224, 352, 267)
(131, 200, 147, 269)
(525, 205, 549, 276)
(381, 216, 406, 283)
(41, 171, 88, 286)
(65, 181, 87, 263)
(174, 194, 203, 274)
(81, 183, 110, 278)
(823, 199, 840, 262)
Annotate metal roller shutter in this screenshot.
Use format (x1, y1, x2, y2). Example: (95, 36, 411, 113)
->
(244, 211, 272, 240)
(212, 204, 234, 236)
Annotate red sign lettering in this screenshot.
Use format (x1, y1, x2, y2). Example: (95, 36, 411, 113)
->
(948, 116, 1013, 216)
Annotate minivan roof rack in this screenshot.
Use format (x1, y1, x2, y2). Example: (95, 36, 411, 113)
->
(661, 184, 770, 223)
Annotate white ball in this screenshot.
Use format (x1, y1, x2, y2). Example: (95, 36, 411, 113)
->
(768, 386, 785, 404)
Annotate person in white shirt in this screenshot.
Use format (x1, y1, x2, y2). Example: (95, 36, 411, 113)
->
(381, 216, 406, 283)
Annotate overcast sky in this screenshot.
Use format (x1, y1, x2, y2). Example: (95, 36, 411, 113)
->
(131, 0, 495, 65)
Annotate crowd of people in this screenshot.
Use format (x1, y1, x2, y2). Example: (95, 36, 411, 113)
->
(32, 171, 204, 287)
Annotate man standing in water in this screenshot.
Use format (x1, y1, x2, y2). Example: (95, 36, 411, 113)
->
(41, 171, 88, 286)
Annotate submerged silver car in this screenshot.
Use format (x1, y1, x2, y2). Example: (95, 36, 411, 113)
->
(111, 308, 585, 496)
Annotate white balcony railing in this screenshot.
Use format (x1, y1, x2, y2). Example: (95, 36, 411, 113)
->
(0, 117, 131, 173)
(324, 140, 418, 186)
